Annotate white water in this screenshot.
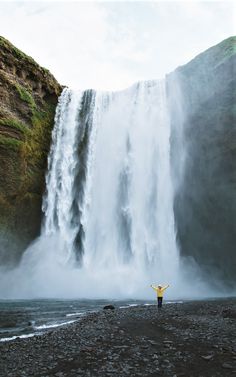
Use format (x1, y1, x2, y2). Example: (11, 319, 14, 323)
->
(42, 89, 85, 263)
(0, 333, 41, 343)
(34, 320, 76, 330)
(0, 80, 213, 299)
(79, 81, 179, 290)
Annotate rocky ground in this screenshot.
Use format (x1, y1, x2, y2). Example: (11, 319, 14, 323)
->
(0, 299, 235, 377)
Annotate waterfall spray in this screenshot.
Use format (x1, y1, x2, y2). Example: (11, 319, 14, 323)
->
(0, 80, 187, 299)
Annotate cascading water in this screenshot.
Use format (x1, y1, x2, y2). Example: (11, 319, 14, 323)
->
(42, 88, 96, 264)
(0, 80, 184, 299)
(80, 81, 179, 279)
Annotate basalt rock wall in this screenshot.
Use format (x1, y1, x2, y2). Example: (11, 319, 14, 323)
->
(167, 36, 236, 286)
(0, 36, 62, 264)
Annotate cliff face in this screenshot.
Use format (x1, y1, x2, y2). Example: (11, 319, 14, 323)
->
(0, 36, 62, 264)
(167, 36, 236, 285)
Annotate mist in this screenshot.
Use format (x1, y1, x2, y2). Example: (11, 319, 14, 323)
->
(1, 77, 233, 301)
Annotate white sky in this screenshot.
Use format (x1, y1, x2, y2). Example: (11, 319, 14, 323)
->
(0, 1, 235, 90)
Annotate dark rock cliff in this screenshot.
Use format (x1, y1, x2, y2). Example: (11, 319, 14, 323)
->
(167, 36, 236, 286)
(0, 36, 62, 265)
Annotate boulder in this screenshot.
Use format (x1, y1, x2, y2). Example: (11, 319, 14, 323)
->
(103, 305, 115, 310)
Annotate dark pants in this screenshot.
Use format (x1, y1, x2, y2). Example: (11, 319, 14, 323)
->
(157, 297, 163, 308)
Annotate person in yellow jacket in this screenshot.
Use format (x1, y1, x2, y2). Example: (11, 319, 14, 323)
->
(150, 284, 170, 308)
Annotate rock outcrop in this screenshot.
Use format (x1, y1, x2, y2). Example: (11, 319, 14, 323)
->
(167, 36, 236, 286)
(0, 36, 62, 264)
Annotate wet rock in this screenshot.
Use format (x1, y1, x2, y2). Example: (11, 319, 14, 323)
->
(0, 299, 236, 377)
(222, 309, 236, 319)
(201, 355, 214, 361)
(222, 363, 234, 369)
(103, 305, 115, 310)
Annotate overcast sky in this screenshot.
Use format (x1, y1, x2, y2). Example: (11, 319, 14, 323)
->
(0, 1, 235, 90)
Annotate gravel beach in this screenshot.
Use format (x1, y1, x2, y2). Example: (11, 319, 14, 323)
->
(0, 299, 235, 377)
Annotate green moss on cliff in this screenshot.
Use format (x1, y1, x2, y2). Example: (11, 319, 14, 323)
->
(15, 83, 36, 109)
(25, 105, 55, 176)
(0, 118, 29, 135)
(0, 101, 55, 262)
(0, 35, 62, 264)
(0, 134, 22, 150)
(0, 195, 11, 222)
(0, 36, 41, 71)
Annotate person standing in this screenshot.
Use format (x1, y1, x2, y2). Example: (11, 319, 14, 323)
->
(150, 284, 170, 308)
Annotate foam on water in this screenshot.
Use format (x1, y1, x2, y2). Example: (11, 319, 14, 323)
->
(66, 312, 84, 317)
(0, 333, 40, 343)
(34, 319, 76, 330)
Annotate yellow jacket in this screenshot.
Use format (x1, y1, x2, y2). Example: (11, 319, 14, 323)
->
(151, 284, 169, 298)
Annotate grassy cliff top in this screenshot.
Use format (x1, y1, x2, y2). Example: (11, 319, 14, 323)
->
(0, 36, 62, 94)
(177, 36, 236, 74)
(0, 36, 44, 68)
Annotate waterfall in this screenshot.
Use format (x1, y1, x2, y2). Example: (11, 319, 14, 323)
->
(0, 80, 183, 299)
(42, 88, 96, 264)
(80, 81, 179, 277)
(40, 79, 179, 294)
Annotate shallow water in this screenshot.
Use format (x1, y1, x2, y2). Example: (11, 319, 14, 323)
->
(2, 298, 232, 342)
(0, 298, 162, 341)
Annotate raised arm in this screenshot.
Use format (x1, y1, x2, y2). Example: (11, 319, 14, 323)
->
(162, 284, 170, 291)
(150, 284, 158, 291)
